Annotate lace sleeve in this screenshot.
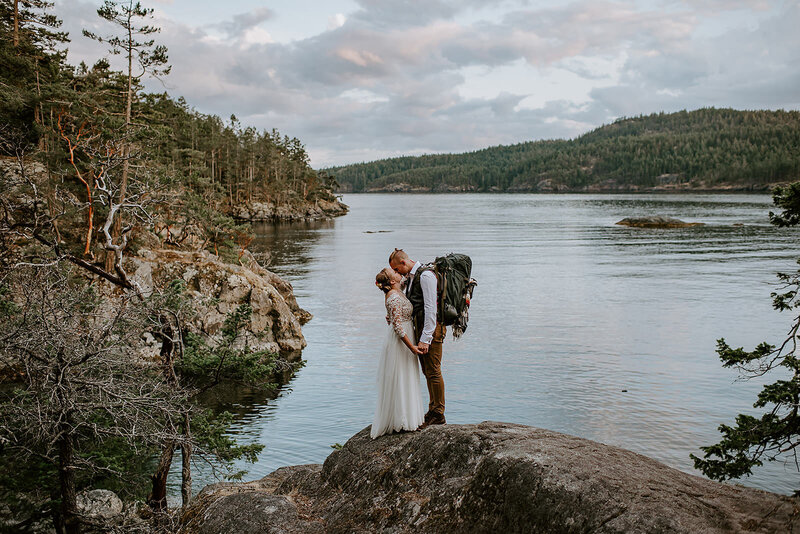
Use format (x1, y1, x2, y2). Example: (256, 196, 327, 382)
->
(385, 292, 406, 338)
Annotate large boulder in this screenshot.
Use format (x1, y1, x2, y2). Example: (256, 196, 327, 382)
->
(76, 489, 123, 521)
(129, 248, 308, 357)
(178, 422, 797, 533)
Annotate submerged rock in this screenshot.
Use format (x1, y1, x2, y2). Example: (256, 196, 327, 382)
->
(616, 216, 705, 228)
(178, 422, 797, 533)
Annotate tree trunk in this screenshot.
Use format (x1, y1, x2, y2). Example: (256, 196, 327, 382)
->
(158, 317, 177, 385)
(57, 429, 80, 534)
(181, 412, 192, 507)
(107, 27, 134, 273)
(148, 441, 176, 512)
(13, 0, 19, 48)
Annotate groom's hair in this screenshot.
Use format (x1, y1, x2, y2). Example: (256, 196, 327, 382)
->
(388, 248, 408, 264)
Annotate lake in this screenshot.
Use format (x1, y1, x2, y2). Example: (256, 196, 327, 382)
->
(186, 193, 800, 496)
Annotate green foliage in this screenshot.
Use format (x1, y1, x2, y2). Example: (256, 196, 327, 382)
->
(191, 409, 264, 471)
(329, 108, 800, 192)
(179, 304, 279, 387)
(0, 264, 191, 527)
(770, 183, 800, 227)
(77, 435, 157, 499)
(181, 189, 253, 260)
(0, 284, 17, 317)
(692, 183, 800, 491)
(0, 0, 68, 146)
(83, 1, 171, 79)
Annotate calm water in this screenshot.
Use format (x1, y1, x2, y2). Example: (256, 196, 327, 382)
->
(186, 194, 800, 496)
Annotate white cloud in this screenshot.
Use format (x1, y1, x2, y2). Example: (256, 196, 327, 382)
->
(340, 88, 389, 103)
(328, 13, 347, 30)
(52, 0, 798, 167)
(242, 27, 274, 46)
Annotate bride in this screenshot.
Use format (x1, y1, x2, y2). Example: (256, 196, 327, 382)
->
(371, 268, 425, 438)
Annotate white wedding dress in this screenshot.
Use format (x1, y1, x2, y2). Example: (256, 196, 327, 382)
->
(371, 290, 425, 438)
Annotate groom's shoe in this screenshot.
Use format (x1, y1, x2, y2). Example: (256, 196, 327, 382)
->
(420, 413, 446, 429)
(428, 413, 446, 426)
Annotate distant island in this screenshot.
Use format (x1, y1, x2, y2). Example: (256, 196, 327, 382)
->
(326, 108, 800, 193)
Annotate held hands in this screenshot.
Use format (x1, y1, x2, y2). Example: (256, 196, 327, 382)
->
(417, 342, 429, 354)
(402, 335, 424, 355)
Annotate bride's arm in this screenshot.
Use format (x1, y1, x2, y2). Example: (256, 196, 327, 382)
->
(399, 332, 421, 354)
(386, 293, 421, 355)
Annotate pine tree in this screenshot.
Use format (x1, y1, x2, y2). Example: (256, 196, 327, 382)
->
(691, 183, 800, 492)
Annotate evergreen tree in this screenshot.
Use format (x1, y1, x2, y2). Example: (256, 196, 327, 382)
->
(691, 183, 800, 492)
(0, 0, 68, 147)
(83, 0, 170, 271)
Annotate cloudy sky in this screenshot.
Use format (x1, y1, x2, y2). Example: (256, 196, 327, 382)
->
(53, 0, 799, 167)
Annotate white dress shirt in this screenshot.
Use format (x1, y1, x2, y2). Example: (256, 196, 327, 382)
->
(408, 261, 437, 345)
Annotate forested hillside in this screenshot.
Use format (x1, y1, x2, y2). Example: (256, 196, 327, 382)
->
(328, 109, 800, 193)
(0, 0, 341, 270)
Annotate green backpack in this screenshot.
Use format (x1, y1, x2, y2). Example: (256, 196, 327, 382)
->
(432, 253, 476, 338)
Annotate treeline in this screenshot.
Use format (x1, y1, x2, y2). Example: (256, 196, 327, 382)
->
(327, 108, 800, 192)
(144, 93, 338, 207)
(0, 0, 337, 267)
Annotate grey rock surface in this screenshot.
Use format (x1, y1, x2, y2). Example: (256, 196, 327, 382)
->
(179, 422, 798, 533)
(129, 248, 308, 358)
(76, 489, 123, 521)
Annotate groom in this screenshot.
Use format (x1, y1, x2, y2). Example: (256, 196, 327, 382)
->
(389, 248, 446, 427)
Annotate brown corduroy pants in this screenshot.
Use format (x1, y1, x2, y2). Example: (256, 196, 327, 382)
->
(419, 322, 446, 416)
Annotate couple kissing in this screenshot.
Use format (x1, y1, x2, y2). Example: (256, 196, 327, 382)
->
(371, 248, 448, 438)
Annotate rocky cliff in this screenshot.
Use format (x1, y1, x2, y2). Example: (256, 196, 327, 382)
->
(233, 198, 348, 221)
(178, 422, 797, 533)
(128, 248, 309, 359)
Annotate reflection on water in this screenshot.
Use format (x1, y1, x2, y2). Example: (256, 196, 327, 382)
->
(250, 220, 334, 278)
(192, 382, 282, 419)
(181, 194, 800, 497)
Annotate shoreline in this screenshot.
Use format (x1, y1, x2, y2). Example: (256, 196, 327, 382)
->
(336, 187, 777, 195)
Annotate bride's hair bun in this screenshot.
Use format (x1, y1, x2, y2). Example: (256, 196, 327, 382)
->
(375, 268, 393, 293)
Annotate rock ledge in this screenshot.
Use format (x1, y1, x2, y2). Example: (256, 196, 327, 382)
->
(179, 422, 797, 533)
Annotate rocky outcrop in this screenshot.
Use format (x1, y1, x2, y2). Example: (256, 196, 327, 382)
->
(233, 198, 348, 221)
(616, 216, 705, 228)
(129, 248, 308, 358)
(366, 182, 477, 193)
(178, 422, 797, 534)
(365, 182, 432, 193)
